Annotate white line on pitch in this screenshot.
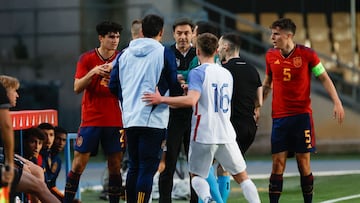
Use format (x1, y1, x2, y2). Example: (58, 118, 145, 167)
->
(320, 194, 360, 203)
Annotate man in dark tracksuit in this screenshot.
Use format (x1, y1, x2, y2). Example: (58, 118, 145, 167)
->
(158, 18, 197, 203)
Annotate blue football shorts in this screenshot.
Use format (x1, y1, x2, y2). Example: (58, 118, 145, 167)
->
(271, 113, 316, 154)
(74, 126, 126, 156)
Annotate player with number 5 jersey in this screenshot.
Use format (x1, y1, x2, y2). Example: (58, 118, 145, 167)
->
(265, 43, 318, 118)
(263, 18, 345, 203)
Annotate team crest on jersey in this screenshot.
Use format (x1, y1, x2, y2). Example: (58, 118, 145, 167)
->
(274, 59, 280, 64)
(293, 57, 302, 68)
(76, 135, 83, 147)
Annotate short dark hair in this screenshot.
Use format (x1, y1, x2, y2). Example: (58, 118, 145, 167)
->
(132, 19, 142, 26)
(222, 32, 242, 51)
(54, 126, 67, 136)
(23, 127, 45, 141)
(38, 122, 55, 130)
(172, 18, 194, 31)
(142, 14, 164, 38)
(197, 33, 219, 57)
(195, 21, 220, 38)
(270, 18, 296, 35)
(96, 21, 123, 36)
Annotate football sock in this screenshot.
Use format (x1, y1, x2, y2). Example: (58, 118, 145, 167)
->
(240, 179, 261, 203)
(269, 173, 283, 203)
(217, 175, 231, 202)
(301, 173, 314, 203)
(199, 166, 223, 203)
(192, 176, 212, 202)
(64, 171, 81, 203)
(108, 174, 122, 203)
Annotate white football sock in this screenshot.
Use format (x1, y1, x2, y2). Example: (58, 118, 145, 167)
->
(192, 176, 212, 202)
(240, 179, 261, 203)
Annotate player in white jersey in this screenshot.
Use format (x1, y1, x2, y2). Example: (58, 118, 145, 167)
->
(143, 33, 261, 203)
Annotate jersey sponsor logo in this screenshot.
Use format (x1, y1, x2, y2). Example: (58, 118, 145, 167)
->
(293, 57, 302, 68)
(76, 135, 83, 147)
(274, 59, 280, 64)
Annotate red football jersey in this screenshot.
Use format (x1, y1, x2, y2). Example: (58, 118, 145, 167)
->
(75, 49, 122, 127)
(265, 44, 321, 118)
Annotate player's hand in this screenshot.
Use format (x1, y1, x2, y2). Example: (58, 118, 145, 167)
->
(103, 63, 113, 72)
(181, 83, 188, 95)
(333, 102, 345, 124)
(177, 74, 185, 83)
(1, 164, 14, 188)
(93, 64, 111, 78)
(142, 87, 162, 105)
(254, 107, 261, 123)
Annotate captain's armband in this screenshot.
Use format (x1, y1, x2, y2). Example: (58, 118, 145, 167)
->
(312, 62, 326, 77)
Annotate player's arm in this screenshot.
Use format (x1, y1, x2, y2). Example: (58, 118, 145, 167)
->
(142, 87, 200, 108)
(163, 90, 200, 108)
(262, 74, 272, 101)
(254, 85, 263, 122)
(317, 71, 345, 124)
(74, 64, 111, 94)
(255, 85, 263, 108)
(0, 108, 14, 185)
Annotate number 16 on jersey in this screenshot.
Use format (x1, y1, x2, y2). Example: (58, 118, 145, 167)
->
(212, 83, 230, 113)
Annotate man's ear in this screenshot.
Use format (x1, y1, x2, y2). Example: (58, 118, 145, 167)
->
(196, 47, 200, 56)
(159, 28, 164, 37)
(286, 32, 294, 40)
(224, 42, 230, 52)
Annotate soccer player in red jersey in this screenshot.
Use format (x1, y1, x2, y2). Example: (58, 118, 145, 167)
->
(263, 18, 345, 203)
(64, 21, 125, 203)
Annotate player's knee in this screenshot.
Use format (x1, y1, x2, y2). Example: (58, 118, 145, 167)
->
(232, 171, 249, 184)
(272, 160, 286, 173)
(108, 158, 122, 173)
(31, 164, 45, 180)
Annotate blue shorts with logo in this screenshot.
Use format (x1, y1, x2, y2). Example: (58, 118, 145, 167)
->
(271, 113, 316, 154)
(74, 127, 126, 156)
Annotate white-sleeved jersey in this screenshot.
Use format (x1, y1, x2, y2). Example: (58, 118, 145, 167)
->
(188, 63, 236, 144)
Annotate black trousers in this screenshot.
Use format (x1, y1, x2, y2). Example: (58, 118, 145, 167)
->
(231, 115, 258, 155)
(159, 108, 198, 203)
